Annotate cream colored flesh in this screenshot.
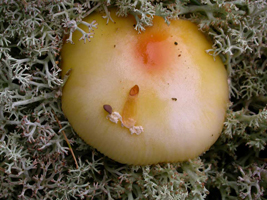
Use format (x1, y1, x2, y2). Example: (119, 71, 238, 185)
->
(61, 11, 229, 165)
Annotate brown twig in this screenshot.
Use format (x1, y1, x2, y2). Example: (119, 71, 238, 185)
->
(52, 110, 78, 169)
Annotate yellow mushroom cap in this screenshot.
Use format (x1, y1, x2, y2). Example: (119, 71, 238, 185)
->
(61, 11, 229, 165)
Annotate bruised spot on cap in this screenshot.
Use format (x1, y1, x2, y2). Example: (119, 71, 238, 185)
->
(135, 26, 174, 75)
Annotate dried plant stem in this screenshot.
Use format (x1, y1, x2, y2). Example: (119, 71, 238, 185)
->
(52, 110, 78, 169)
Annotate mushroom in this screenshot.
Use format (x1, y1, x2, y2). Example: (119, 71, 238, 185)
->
(60, 10, 229, 165)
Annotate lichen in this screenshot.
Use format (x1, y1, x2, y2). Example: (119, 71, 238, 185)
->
(0, 0, 266, 199)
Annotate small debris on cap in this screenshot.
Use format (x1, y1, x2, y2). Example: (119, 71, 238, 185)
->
(103, 104, 113, 114)
(129, 85, 139, 96)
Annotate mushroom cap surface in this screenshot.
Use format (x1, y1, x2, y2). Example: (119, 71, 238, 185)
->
(61, 11, 229, 165)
